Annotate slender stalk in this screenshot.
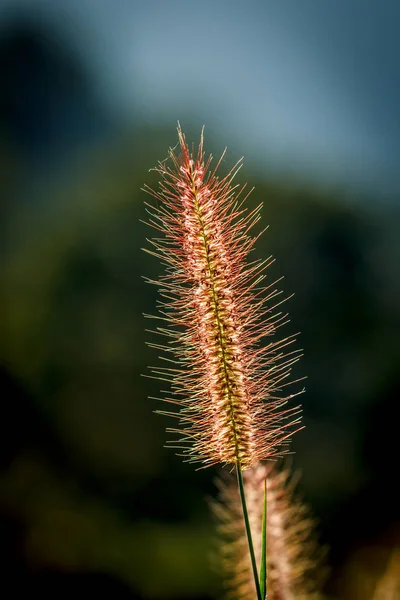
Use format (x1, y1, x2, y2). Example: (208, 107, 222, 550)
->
(259, 478, 267, 599)
(237, 466, 263, 600)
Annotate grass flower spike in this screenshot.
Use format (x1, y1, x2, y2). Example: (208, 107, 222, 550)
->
(371, 550, 400, 600)
(143, 125, 302, 470)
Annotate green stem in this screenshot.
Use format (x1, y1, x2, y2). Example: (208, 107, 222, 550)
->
(237, 466, 263, 600)
(259, 478, 267, 600)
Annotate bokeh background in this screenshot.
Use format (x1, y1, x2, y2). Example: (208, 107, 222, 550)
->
(1, 1, 399, 598)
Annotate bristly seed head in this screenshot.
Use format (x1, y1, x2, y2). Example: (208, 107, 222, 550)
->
(142, 124, 303, 469)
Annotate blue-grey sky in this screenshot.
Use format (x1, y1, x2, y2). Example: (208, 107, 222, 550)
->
(1, 0, 399, 197)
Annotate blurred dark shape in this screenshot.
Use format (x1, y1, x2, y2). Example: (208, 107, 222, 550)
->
(0, 16, 110, 168)
(0, 366, 53, 470)
(2, 565, 141, 599)
(322, 374, 400, 599)
(26, 571, 138, 598)
(314, 213, 366, 295)
(363, 374, 400, 481)
(0, 513, 27, 587)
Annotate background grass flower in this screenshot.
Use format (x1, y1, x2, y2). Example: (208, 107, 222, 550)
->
(212, 462, 326, 600)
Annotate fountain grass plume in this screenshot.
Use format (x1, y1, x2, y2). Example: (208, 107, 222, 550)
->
(142, 125, 303, 471)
